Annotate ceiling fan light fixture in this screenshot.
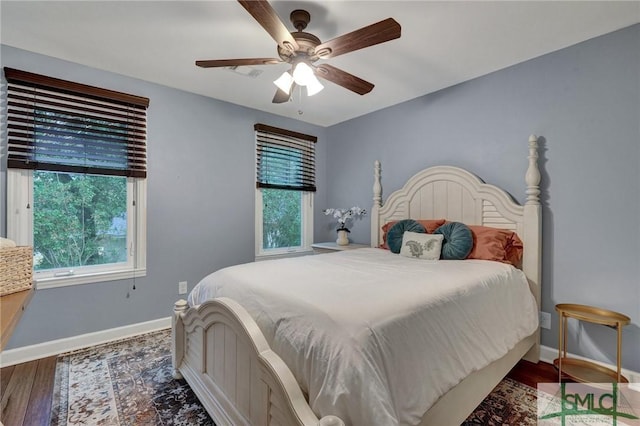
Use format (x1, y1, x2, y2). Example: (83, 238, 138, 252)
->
(274, 71, 294, 94)
(292, 61, 315, 86)
(291, 61, 324, 96)
(305, 76, 324, 96)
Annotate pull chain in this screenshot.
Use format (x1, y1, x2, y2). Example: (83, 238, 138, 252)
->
(132, 185, 137, 290)
(297, 85, 304, 115)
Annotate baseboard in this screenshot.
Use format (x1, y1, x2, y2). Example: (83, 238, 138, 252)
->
(540, 344, 640, 384)
(0, 317, 171, 368)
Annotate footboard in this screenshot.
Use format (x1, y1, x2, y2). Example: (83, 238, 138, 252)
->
(172, 298, 344, 426)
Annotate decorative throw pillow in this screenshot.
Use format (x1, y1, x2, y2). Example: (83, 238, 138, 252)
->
(467, 225, 524, 266)
(434, 221, 474, 260)
(380, 219, 445, 249)
(400, 232, 444, 260)
(386, 219, 427, 254)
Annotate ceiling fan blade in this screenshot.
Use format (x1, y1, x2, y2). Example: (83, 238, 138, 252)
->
(272, 83, 296, 104)
(196, 58, 281, 68)
(314, 18, 401, 59)
(237, 0, 299, 53)
(315, 64, 374, 95)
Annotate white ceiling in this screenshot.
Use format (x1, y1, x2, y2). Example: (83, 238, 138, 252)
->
(1, 1, 638, 127)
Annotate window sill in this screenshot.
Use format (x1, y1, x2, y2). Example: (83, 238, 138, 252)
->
(255, 250, 314, 262)
(35, 268, 147, 289)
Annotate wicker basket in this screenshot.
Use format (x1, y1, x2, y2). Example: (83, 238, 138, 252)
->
(0, 246, 34, 296)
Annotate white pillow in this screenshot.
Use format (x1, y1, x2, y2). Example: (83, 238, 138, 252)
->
(399, 232, 444, 260)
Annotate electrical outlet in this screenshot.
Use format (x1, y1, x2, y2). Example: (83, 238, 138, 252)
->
(539, 311, 551, 330)
(178, 281, 188, 295)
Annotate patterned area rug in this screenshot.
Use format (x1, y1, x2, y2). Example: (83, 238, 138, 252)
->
(50, 329, 538, 425)
(50, 329, 212, 425)
(463, 377, 538, 425)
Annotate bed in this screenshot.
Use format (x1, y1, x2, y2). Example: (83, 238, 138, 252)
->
(172, 135, 542, 426)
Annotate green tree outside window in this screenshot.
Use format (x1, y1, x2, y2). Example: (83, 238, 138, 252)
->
(33, 171, 127, 270)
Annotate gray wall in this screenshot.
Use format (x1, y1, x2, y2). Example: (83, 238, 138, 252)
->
(0, 45, 328, 349)
(323, 24, 640, 372)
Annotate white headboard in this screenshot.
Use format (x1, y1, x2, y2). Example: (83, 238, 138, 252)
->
(370, 135, 542, 315)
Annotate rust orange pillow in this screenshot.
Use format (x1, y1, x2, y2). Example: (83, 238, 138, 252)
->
(467, 225, 523, 266)
(380, 219, 446, 249)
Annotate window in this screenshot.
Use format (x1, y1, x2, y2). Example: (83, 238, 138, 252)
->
(4, 67, 149, 288)
(254, 123, 316, 258)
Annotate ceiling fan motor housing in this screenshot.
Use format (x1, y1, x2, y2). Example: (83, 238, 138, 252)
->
(278, 31, 322, 62)
(276, 10, 325, 63)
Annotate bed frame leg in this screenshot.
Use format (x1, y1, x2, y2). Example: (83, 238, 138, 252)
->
(172, 299, 188, 380)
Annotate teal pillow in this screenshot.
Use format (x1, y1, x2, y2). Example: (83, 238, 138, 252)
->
(434, 222, 473, 260)
(387, 219, 426, 254)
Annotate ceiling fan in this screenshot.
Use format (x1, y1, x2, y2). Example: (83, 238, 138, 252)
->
(196, 0, 401, 103)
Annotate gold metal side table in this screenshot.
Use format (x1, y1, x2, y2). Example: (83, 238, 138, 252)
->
(554, 303, 630, 383)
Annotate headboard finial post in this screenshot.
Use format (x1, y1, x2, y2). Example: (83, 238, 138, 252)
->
(373, 160, 382, 208)
(525, 135, 541, 206)
(371, 160, 382, 248)
(523, 136, 542, 359)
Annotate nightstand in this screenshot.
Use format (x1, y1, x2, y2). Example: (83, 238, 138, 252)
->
(311, 242, 369, 254)
(554, 303, 630, 383)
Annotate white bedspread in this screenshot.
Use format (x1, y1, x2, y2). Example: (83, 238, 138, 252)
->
(188, 248, 538, 426)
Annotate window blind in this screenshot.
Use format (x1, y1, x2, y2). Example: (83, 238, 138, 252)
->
(5, 67, 149, 178)
(255, 123, 316, 192)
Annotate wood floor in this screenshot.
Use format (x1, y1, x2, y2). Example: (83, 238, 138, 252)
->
(1, 356, 57, 426)
(0, 357, 557, 426)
